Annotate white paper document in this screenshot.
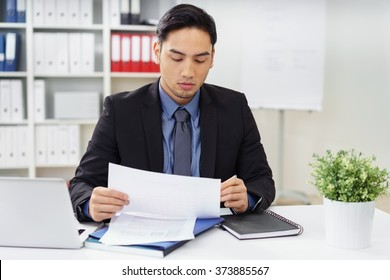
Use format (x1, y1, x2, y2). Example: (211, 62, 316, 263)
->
(108, 163, 220, 218)
(100, 213, 196, 245)
(101, 163, 221, 245)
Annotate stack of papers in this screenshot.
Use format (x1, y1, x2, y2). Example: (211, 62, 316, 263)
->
(97, 163, 221, 246)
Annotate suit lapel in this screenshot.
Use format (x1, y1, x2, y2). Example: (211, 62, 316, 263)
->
(141, 81, 164, 172)
(199, 86, 217, 178)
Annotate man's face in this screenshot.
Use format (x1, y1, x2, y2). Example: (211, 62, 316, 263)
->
(154, 27, 215, 106)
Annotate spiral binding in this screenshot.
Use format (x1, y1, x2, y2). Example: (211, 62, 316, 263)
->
(263, 209, 304, 235)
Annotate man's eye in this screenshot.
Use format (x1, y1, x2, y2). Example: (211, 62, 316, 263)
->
(195, 59, 206, 63)
(172, 57, 183, 62)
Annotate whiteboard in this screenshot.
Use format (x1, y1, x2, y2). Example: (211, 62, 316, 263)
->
(198, 0, 326, 111)
(240, 0, 326, 110)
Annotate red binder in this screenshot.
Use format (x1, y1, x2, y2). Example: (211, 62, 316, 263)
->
(150, 34, 160, 73)
(130, 34, 141, 72)
(121, 33, 131, 72)
(111, 33, 121, 72)
(141, 34, 151, 72)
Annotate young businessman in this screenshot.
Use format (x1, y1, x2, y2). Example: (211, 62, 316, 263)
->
(69, 4, 275, 222)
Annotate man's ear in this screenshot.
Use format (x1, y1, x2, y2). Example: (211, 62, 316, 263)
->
(153, 41, 161, 64)
(210, 47, 215, 69)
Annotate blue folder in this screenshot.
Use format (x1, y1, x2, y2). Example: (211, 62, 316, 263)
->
(4, 32, 20, 72)
(16, 0, 26, 23)
(86, 217, 224, 257)
(5, 0, 17, 22)
(0, 34, 5, 71)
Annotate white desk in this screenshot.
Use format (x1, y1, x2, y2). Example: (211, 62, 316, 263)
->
(1, 205, 390, 260)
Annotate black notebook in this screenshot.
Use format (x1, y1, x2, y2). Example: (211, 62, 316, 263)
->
(220, 210, 303, 240)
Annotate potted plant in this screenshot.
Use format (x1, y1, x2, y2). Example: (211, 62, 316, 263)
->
(309, 149, 389, 249)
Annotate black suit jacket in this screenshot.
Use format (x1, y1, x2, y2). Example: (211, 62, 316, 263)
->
(69, 80, 275, 221)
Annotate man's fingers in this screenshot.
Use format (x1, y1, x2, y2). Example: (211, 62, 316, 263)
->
(89, 187, 130, 222)
(220, 176, 239, 190)
(89, 200, 126, 222)
(220, 177, 248, 213)
(91, 211, 116, 222)
(91, 194, 129, 206)
(94, 187, 128, 201)
(220, 192, 243, 202)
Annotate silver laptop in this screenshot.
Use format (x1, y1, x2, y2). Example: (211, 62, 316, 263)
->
(0, 177, 90, 249)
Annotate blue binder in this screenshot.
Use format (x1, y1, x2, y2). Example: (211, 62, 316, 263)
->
(5, 0, 17, 22)
(4, 32, 20, 72)
(0, 34, 5, 71)
(16, 0, 26, 23)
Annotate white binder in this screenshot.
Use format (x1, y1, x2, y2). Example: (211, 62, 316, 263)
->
(110, 0, 120, 26)
(55, 0, 69, 25)
(17, 126, 28, 166)
(80, 0, 93, 25)
(81, 33, 95, 73)
(33, 79, 46, 122)
(43, 0, 56, 25)
(57, 125, 70, 164)
(0, 80, 12, 122)
(33, 33, 46, 74)
(46, 125, 58, 164)
(44, 33, 57, 73)
(0, 127, 6, 166)
(56, 32, 69, 73)
(32, 0, 45, 25)
(35, 125, 47, 165)
(10, 79, 24, 122)
(69, 33, 81, 73)
(68, 0, 80, 26)
(68, 125, 80, 164)
(5, 126, 18, 167)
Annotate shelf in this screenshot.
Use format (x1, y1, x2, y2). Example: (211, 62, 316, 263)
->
(0, 22, 26, 29)
(111, 72, 160, 78)
(34, 73, 105, 78)
(0, 72, 28, 77)
(0, 121, 28, 126)
(33, 25, 104, 31)
(110, 25, 157, 32)
(0, 0, 167, 179)
(0, 166, 29, 170)
(36, 119, 98, 125)
(35, 164, 79, 169)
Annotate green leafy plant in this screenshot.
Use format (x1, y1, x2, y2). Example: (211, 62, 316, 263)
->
(309, 149, 389, 202)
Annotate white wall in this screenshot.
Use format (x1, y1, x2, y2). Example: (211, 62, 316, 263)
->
(187, 0, 390, 196)
(279, 0, 390, 195)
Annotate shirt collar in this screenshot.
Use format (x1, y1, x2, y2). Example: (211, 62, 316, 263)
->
(159, 82, 200, 120)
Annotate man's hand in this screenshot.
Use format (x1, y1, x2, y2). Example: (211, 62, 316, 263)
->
(220, 176, 248, 213)
(89, 187, 129, 222)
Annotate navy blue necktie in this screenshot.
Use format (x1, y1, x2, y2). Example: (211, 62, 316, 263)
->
(173, 109, 191, 175)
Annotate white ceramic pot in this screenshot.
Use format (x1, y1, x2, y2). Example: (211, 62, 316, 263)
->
(323, 197, 375, 249)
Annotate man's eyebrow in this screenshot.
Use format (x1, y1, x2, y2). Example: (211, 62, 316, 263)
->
(169, 49, 210, 57)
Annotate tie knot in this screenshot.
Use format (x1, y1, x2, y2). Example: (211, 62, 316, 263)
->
(174, 109, 190, 123)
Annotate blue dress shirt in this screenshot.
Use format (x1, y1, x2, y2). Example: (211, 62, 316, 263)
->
(159, 83, 201, 176)
(83, 82, 257, 218)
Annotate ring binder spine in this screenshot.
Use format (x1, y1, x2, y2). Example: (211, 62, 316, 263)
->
(263, 209, 304, 235)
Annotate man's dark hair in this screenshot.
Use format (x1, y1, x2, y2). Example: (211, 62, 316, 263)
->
(156, 4, 217, 46)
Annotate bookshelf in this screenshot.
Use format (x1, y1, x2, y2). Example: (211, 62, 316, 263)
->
(0, 0, 175, 179)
